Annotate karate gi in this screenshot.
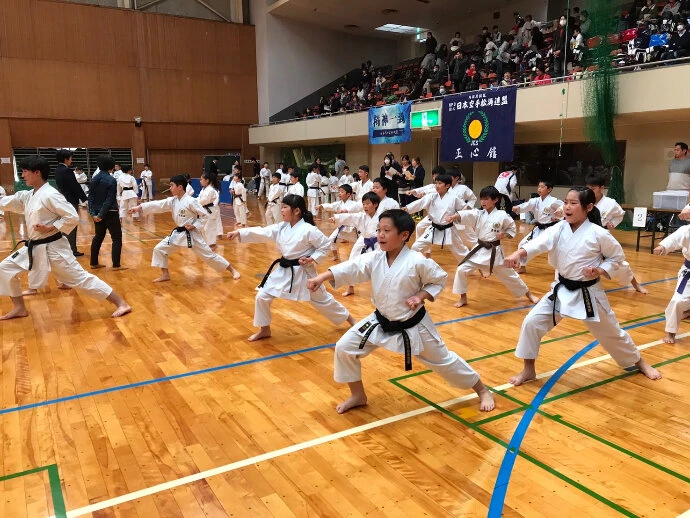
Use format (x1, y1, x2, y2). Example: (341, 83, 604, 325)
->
(406, 191, 471, 260)
(329, 247, 479, 387)
(141, 194, 229, 272)
(453, 208, 530, 297)
(350, 195, 399, 214)
(514, 195, 563, 266)
(75, 171, 89, 203)
(333, 211, 380, 260)
(232, 182, 248, 225)
(198, 185, 223, 246)
(265, 183, 283, 225)
(328, 175, 340, 203)
(279, 170, 291, 195)
(339, 174, 355, 187)
(237, 220, 350, 327)
(287, 182, 305, 199)
(597, 196, 635, 285)
(140, 169, 154, 200)
(353, 179, 374, 202)
(0, 185, 6, 216)
(658, 226, 690, 335)
(259, 167, 272, 198)
(515, 220, 641, 368)
(306, 172, 322, 213)
(185, 184, 195, 197)
(321, 199, 359, 251)
(0, 185, 113, 299)
(117, 173, 139, 219)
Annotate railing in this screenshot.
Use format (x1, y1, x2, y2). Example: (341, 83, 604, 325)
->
(251, 55, 690, 128)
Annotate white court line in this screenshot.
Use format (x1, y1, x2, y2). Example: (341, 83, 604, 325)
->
(60, 331, 687, 518)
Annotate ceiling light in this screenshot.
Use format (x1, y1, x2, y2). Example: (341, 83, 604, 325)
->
(375, 24, 428, 35)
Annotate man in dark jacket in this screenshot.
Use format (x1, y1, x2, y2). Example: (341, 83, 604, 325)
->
(88, 155, 123, 269)
(551, 16, 569, 77)
(54, 149, 87, 256)
(450, 50, 469, 92)
(662, 23, 690, 60)
(424, 32, 438, 56)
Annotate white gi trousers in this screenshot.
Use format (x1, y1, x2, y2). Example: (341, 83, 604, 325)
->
(253, 286, 350, 327)
(665, 272, 690, 334)
(515, 294, 641, 367)
(334, 313, 479, 388)
(233, 201, 247, 225)
(152, 230, 229, 271)
(265, 203, 281, 226)
(453, 260, 529, 297)
(328, 227, 359, 252)
(119, 197, 139, 219)
(411, 225, 468, 261)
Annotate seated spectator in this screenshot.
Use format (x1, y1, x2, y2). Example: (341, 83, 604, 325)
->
(305, 107, 313, 118)
(357, 85, 366, 101)
(361, 63, 370, 91)
(409, 67, 430, 99)
(450, 49, 469, 92)
(463, 63, 478, 91)
(424, 64, 444, 96)
(534, 66, 552, 85)
(661, 22, 690, 60)
(500, 71, 514, 86)
(639, 0, 657, 21)
(367, 60, 375, 76)
(492, 25, 503, 45)
(450, 32, 464, 51)
(661, 0, 681, 17)
(330, 93, 341, 113)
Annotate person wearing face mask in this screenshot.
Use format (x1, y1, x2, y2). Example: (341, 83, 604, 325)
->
(661, 22, 690, 60)
(552, 16, 569, 78)
(380, 154, 401, 202)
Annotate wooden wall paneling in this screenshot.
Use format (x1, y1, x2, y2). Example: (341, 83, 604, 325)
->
(0, 118, 14, 189)
(144, 123, 243, 150)
(9, 120, 132, 148)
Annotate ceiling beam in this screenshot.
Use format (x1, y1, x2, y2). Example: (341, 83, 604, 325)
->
(134, 0, 168, 10)
(192, 0, 231, 22)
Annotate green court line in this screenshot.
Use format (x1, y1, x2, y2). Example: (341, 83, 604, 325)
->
(122, 227, 147, 244)
(390, 378, 638, 517)
(0, 464, 66, 518)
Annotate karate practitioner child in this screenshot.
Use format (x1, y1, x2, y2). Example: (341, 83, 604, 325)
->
(503, 187, 662, 385)
(306, 209, 495, 414)
(198, 171, 223, 248)
(140, 164, 154, 201)
(654, 225, 690, 343)
(447, 186, 539, 308)
(512, 180, 563, 273)
(404, 173, 472, 261)
(117, 166, 139, 220)
(227, 194, 356, 341)
(306, 163, 323, 214)
(338, 166, 354, 187)
(328, 170, 340, 203)
(352, 166, 373, 202)
(231, 171, 248, 227)
(184, 174, 195, 197)
(585, 172, 647, 293)
(287, 171, 305, 198)
(0, 156, 131, 319)
(259, 162, 271, 198)
(350, 177, 399, 214)
(130, 174, 240, 282)
(265, 172, 283, 225)
(318, 184, 358, 261)
(279, 163, 290, 195)
(75, 166, 89, 207)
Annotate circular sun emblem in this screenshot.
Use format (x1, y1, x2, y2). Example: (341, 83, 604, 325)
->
(468, 119, 483, 139)
(462, 111, 490, 144)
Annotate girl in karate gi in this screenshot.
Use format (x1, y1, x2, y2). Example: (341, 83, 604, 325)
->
(231, 171, 248, 227)
(654, 225, 690, 343)
(184, 174, 195, 197)
(198, 171, 223, 249)
(140, 165, 154, 201)
(306, 209, 495, 414)
(287, 171, 305, 198)
(403, 173, 472, 261)
(447, 186, 539, 308)
(585, 172, 647, 293)
(130, 174, 240, 282)
(306, 163, 323, 214)
(265, 172, 283, 225)
(117, 166, 140, 220)
(511, 179, 563, 273)
(503, 187, 662, 385)
(317, 184, 358, 261)
(227, 194, 355, 342)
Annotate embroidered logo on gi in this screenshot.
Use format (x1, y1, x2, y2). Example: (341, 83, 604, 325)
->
(179, 209, 187, 217)
(358, 321, 373, 334)
(492, 222, 500, 229)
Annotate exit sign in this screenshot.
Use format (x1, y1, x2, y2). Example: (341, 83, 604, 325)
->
(411, 109, 439, 128)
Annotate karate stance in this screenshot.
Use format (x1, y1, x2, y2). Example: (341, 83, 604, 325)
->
(264, 172, 283, 226)
(231, 171, 248, 227)
(198, 171, 223, 248)
(654, 225, 690, 343)
(317, 184, 358, 261)
(117, 166, 140, 220)
(140, 164, 154, 201)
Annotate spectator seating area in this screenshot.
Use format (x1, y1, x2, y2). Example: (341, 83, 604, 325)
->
(286, 0, 690, 123)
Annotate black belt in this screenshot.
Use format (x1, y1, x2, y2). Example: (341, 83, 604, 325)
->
(279, 182, 289, 187)
(308, 186, 321, 190)
(430, 221, 454, 249)
(258, 257, 302, 292)
(234, 196, 244, 203)
(460, 239, 501, 274)
(170, 226, 192, 248)
(11, 232, 63, 270)
(358, 306, 427, 371)
(529, 220, 558, 240)
(122, 187, 134, 191)
(202, 202, 214, 214)
(548, 274, 598, 325)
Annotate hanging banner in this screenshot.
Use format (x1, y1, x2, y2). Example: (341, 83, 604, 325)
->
(369, 101, 412, 145)
(440, 87, 517, 162)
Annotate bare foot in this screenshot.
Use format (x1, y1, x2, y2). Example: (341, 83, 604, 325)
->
(526, 291, 539, 304)
(342, 288, 355, 297)
(111, 304, 132, 318)
(664, 332, 676, 344)
(90, 264, 105, 270)
(0, 308, 29, 320)
(454, 294, 468, 308)
(248, 327, 271, 341)
(153, 275, 171, 283)
(474, 382, 495, 412)
(57, 283, 72, 290)
(336, 394, 368, 414)
(516, 266, 526, 274)
(22, 289, 38, 296)
(111, 266, 129, 271)
(509, 367, 537, 386)
(632, 280, 648, 294)
(635, 359, 662, 380)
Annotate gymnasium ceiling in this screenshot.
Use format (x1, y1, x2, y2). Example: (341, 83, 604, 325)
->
(267, 0, 517, 38)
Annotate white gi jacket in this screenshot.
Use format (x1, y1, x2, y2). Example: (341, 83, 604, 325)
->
(329, 175, 340, 194)
(458, 208, 515, 265)
(329, 247, 447, 355)
(232, 183, 247, 205)
(75, 171, 89, 195)
(339, 174, 354, 186)
(306, 172, 321, 199)
(186, 184, 195, 197)
(449, 184, 477, 208)
(287, 182, 305, 198)
(140, 169, 153, 195)
(198, 185, 223, 234)
(515, 195, 563, 224)
(522, 220, 624, 321)
(117, 173, 139, 200)
(350, 195, 399, 214)
(140, 194, 207, 246)
(406, 192, 468, 246)
(238, 219, 330, 301)
(320, 199, 357, 213)
(495, 170, 518, 200)
(596, 196, 625, 228)
(266, 183, 283, 205)
(659, 226, 690, 295)
(353, 179, 374, 202)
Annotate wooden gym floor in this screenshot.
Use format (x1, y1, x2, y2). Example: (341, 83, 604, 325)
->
(0, 194, 689, 518)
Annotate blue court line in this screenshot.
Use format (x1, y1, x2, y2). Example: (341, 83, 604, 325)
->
(487, 317, 666, 517)
(0, 277, 675, 417)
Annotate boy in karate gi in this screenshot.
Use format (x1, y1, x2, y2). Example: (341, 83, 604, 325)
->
(317, 183, 358, 261)
(307, 209, 495, 414)
(287, 171, 305, 198)
(265, 172, 283, 226)
(130, 174, 240, 282)
(654, 225, 690, 343)
(306, 163, 323, 214)
(117, 166, 140, 220)
(140, 164, 154, 201)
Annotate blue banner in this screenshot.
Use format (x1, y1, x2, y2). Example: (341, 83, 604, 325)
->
(369, 102, 412, 145)
(440, 88, 517, 162)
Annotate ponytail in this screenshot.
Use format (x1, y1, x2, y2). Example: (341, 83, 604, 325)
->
(302, 210, 315, 226)
(588, 206, 603, 226)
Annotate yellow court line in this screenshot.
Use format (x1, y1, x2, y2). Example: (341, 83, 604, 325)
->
(56, 331, 686, 518)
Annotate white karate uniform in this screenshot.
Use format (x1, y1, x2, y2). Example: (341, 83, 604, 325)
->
(186, 184, 195, 197)
(515, 220, 641, 368)
(0, 185, 6, 216)
(306, 172, 322, 213)
(334, 211, 380, 260)
(0, 185, 113, 299)
(259, 167, 272, 198)
(353, 179, 374, 202)
(321, 199, 359, 250)
(287, 182, 305, 198)
(265, 183, 283, 225)
(140, 169, 154, 200)
(597, 196, 635, 285)
(328, 175, 340, 203)
(117, 173, 139, 219)
(237, 220, 351, 327)
(658, 226, 690, 334)
(452, 208, 530, 297)
(406, 192, 470, 260)
(141, 194, 229, 272)
(75, 171, 89, 197)
(495, 170, 518, 201)
(197, 185, 223, 245)
(449, 184, 478, 250)
(515, 195, 564, 266)
(329, 247, 479, 388)
(232, 182, 248, 225)
(279, 171, 290, 195)
(350, 195, 399, 214)
(339, 174, 354, 187)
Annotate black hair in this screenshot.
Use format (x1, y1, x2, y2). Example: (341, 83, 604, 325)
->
(170, 174, 188, 189)
(378, 209, 415, 243)
(126, 166, 133, 173)
(202, 171, 219, 189)
(96, 154, 115, 171)
(676, 142, 689, 152)
(362, 191, 381, 205)
(233, 164, 241, 172)
(435, 174, 453, 186)
(446, 167, 462, 178)
(263, 161, 269, 166)
(55, 149, 73, 163)
(233, 171, 244, 183)
(339, 184, 353, 195)
(311, 163, 319, 171)
(289, 171, 300, 179)
(287, 165, 294, 170)
(584, 172, 607, 187)
(272, 172, 282, 180)
(432, 165, 446, 176)
(74, 165, 83, 170)
(479, 186, 500, 200)
(20, 155, 50, 180)
(359, 165, 369, 173)
(353, 172, 360, 182)
(184, 173, 191, 180)
(539, 179, 554, 189)
(279, 162, 285, 167)
(569, 187, 602, 225)
(373, 176, 391, 193)
(282, 194, 315, 225)
(343, 165, 350, 172)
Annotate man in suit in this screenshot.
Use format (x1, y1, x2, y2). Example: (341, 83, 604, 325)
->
(88, 155, 124, 270)
(54, 149, 87, 256)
